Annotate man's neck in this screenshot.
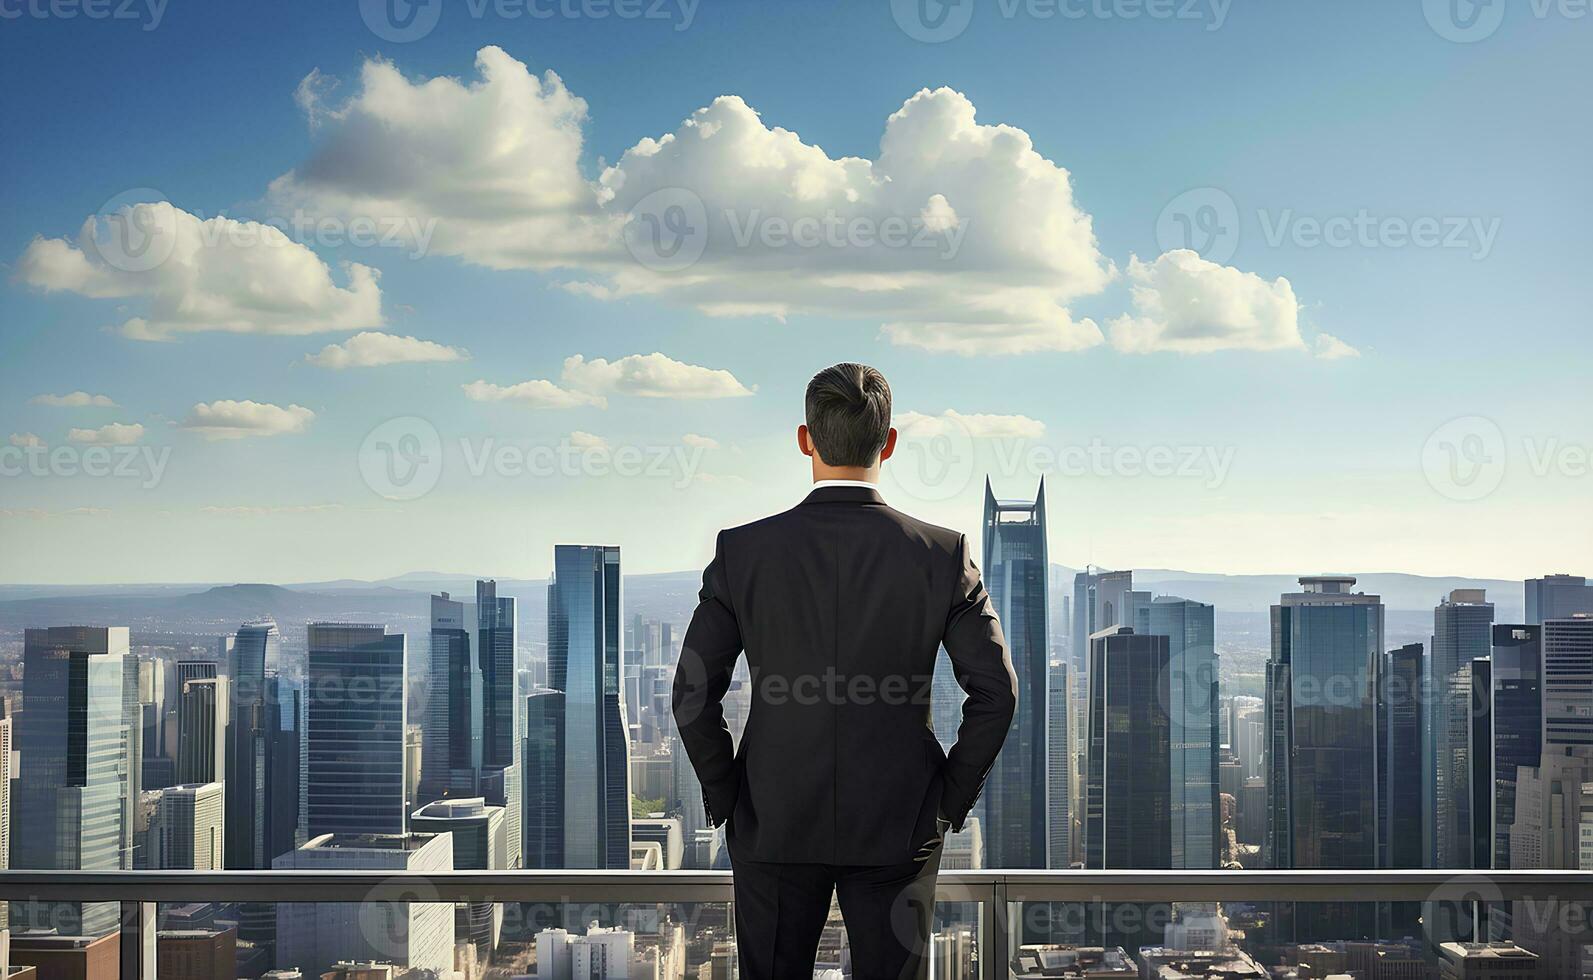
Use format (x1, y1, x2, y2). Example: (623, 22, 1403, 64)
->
(811, 465, 879, 485)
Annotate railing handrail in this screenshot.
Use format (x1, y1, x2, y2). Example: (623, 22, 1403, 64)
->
(0, 869, 1589, 904)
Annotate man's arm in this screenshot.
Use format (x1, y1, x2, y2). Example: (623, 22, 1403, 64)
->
(939, 533, 1019, 832)
(672, 531, 743, 827)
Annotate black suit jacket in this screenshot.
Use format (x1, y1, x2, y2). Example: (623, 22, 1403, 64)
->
(672, 484, 1018, 865)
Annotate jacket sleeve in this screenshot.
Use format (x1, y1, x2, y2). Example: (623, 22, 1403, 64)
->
(938, 532, 1019, 832)
(672, 531, 743, 827)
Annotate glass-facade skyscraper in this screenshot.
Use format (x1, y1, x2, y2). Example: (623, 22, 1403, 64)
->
(421, 583, 522, 870)
(422, 591, 485, 799)
(226, 620, 285, 869)
(1072, 568, 1133, 676)
(1135, 596, 1218, 870)
(306, 623, 408, 837)
(1490, 624, 1542, 870)
(1526, 574, 1593, 624)
(1265, 577, 1384, 870)
(546, 545, 632, 869)
(980, 479, 1049, 869)
(1542, 616, 1593, 752)
(523, 688, 567, 868)
(12, 626, 132, 936)
(1428, 590, 1494, 871)
(1380, 643, 1425, 871)
(1265, 577, 1384, 940)
(1084, 626, 1171, 870)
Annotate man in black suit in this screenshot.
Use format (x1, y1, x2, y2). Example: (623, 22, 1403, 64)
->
(673, 362, 1018, 980)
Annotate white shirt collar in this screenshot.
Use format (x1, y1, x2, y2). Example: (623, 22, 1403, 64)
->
(812, 479, 880, 491)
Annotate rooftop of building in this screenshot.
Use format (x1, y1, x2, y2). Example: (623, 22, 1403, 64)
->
(303, 832, 440, 852)
(412, 796, 492, 819)
(1439, 942, 1538, 959)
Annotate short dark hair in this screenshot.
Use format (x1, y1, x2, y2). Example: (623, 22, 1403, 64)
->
(804, 363, 892, 468)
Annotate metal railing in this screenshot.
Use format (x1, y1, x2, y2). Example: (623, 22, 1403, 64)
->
(1, 869, 1590, 979)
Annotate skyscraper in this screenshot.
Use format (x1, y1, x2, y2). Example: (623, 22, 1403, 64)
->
(1084, 626, 1171, 870)
(1380, 644, 1425, 870)
(1072, 568, 1133, 675)
(1525, 574, 1593, 624)
(306, 623, 408, 837)
(1490, 625, 1542, 870)
(546, 545, 632, 868)
(1139, 597, 1218, 869)
(523, 689, 567, 868)
(0, 714, 10, 930)
(1046, 658, 1072, 869)
(153, 782, 225, 870)
(421, 591, 484, 801)
(1264, 577, 1383, 939)
(226, 621, 280, 869)
(177, 675, 228, 786)
(1428, 590, 1494, 872)
(1468, 657, 1493, 872)
(12, 626, 132, 936)
(420, 584, 522, 870)
(1541, 615, 1593, 752)
(478, 580, 522, 872)
(978, 479, 1049, 869)
(1265, 577, 1384, 870)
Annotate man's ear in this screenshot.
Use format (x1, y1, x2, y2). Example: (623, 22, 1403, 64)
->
(878, 427, 899, 463)
(797, 424, 815, 457)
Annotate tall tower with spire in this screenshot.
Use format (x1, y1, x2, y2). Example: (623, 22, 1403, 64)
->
(979, 478, 1050, 868)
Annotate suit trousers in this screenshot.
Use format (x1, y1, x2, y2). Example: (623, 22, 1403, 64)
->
(729, 836, 944, 980)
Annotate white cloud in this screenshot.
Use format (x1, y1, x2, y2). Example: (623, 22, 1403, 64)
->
(178, 400, 315, 440)
(1313, 333, 1362, 360)
(9, 432, 46, 448)
(272, 49, 1114, 354)
(271, 46, 610, 271)
(32, 391, 117, 408)
(895, 409, 1046, 439)
(462, 379, 605, 409)
(306, 331, 467, 369)
(568, 431, 609, 450)
(1108, 251, 1305, 355)
(67, 422, 145, 445)
(16, 202, 382, 341)
(560, 353, 753, 400)
(598, 87, 1114, 353)
(265, 48, 1332, 360)
(681, 433, 720, 449)
(464, 353, 749, 409)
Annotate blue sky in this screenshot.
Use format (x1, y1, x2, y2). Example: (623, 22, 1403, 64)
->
(2, 0, 1590, 584)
